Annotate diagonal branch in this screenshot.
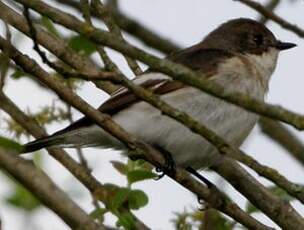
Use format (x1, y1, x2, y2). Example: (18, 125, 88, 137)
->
(55, 0, 180, 54)
(0, 147, 107, 230)
(91, 0, 142, 76)
(0, 1, 118, 94)
(260, 118, 304, 167)
(236, 0, 304, 38)
(258, 0, 280, 24)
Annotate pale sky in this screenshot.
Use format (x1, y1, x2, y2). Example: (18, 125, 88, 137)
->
(0, 0, 304, 229)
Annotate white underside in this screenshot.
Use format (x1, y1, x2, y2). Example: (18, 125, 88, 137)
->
(58, 50, 278, 169)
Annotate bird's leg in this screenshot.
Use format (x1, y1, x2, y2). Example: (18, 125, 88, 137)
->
(186, 167, 216, 207)
(186, 167, 214, 188)
(153, 145, 176, 179)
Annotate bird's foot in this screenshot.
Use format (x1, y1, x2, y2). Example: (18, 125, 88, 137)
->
(186, 167, 218, 208)
(154, 146, 176, 180)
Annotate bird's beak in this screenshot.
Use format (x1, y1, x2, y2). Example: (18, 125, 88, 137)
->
(275, 41, 297, 51)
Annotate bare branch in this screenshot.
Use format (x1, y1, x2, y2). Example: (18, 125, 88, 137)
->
(0, 1, 118, 94)
(236, 0, 304, 38)
(91, 0, 142, 76)
(0, 147, 107, 230)
(258, 0, 280, 24)
(260, 118, 304, 167)
(0, 22, 11, 90)
(55, 0, 180, 54)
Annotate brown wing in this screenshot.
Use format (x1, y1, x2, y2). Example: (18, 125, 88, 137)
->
(52, 79, 185, 135)
(53, 48, 233, 135)
(98, 79, 184, 115)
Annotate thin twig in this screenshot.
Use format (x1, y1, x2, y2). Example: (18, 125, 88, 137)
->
(80, 0, 93, 25)
(55, 0, 180, 54)
(22, 6, 120, 84)
(258, 0, 280, 24)
(0, 1, 118, 93)
(56, 0, 181, 54)
(0, 23, 11, 90)
(91, 0, 142, 75)
(65, 93, 104, 224)
(236, 0, 304, 38)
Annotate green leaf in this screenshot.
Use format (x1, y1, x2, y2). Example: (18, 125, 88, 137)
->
(127, 169, 156, 185)
(116, 212, 135, 230)
(128, 189, 148, 210)
(68, 35, 96, 56)
(111, 160, 128, 175)
(94, 183, 119, 203)
(39, 17, 60, 37)
(0, 136, 23, 152)
(6, 184, 40, 211)
(33, 152, 43, 166)
(90, 208, 107, 222)
(202, 209, 233, 230)
(11, 69, 28, 79)
(245, 202, 259, 214)
(109, 187, 130, 211)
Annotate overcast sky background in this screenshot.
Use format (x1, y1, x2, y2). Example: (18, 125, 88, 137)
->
(0, 0, 304, 229)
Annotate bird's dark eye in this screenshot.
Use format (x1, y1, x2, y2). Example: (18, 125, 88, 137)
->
(253, 34, 264, 46)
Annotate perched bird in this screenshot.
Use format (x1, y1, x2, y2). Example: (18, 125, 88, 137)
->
(23, 18, 296, 170)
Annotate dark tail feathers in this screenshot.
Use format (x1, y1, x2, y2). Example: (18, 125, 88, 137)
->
(22, 135, 64, 153)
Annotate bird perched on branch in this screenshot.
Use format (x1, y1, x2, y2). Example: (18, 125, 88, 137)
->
(23, 18, 296, 171)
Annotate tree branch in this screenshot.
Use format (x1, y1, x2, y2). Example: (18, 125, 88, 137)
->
(258, 0, 280, 24)
(55, 0, 180, 54)
(236, 0, 304, 38)
(0, 147, 107, 230)
(260, 118, 304, 167)
(0, 1, 118, 94)
(91, 0, 142, 76)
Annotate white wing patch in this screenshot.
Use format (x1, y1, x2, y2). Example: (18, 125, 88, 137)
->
(110, 72, 171, 98)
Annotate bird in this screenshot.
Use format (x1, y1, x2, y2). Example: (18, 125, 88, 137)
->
(23, 18, 296, 170)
